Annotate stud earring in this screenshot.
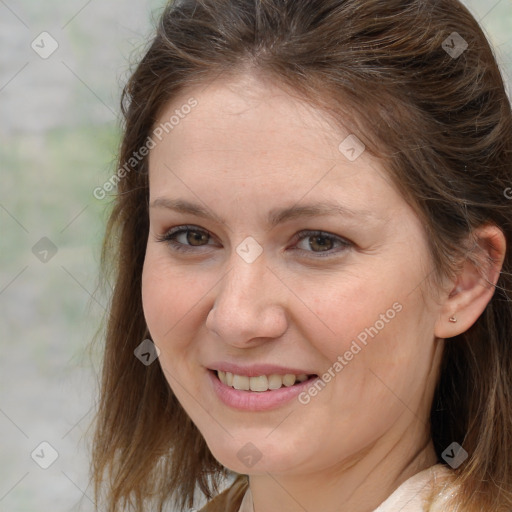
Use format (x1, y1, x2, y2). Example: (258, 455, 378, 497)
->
(449, 315, 457, 323)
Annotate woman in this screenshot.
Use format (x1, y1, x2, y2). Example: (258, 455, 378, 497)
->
(90, 0, 512, 511)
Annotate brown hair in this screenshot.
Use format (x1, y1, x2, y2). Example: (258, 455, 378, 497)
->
(89, 0, 512, 510)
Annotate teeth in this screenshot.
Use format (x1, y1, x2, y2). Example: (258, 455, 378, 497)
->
(282, 374, 296, 387)
(232, 374, 250, 391)
(249, 375, 268, 392)
(268, 374, 283, 390)
(217, 371, 310, 391)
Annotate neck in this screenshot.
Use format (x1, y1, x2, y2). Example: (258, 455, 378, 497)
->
(247, 422, 439, 512)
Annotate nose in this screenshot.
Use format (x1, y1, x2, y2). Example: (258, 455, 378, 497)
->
(205, 253, 288, 348)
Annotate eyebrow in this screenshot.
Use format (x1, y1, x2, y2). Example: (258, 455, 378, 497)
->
(150, 197, 377, 228)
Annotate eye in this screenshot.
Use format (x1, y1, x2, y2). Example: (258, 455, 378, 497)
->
(291, 230, 352, 258)
(155, 225, 216, 253)
(156, 225, 352, 258)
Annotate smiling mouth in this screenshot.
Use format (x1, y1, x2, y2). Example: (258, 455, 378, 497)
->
(213, 369, 317, 392)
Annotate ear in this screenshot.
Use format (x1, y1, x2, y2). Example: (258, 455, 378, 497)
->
(434, 224, 506, 339)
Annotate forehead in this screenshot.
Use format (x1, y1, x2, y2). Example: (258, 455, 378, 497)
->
(157, 75, 343, 160)
(147, 74, 403, 218)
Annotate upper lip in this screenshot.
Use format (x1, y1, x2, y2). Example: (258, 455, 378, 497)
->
(207, 362, 317, 377)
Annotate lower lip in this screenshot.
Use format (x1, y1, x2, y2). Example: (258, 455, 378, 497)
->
(207, 370, 319, 411)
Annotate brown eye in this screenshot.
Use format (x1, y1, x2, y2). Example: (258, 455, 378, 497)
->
(307, 234, 334, 252)
(156, 225, 215, 253)
(294, 230, 351, 257)
(186, 230, 210, 246)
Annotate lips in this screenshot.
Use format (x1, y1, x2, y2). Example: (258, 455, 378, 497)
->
(207, 368, 320, 411)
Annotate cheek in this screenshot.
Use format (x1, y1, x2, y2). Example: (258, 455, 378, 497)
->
(293, 271, 396, 357)
(141, 248, 219, 357)
(295, 261, 430, 391)
(141, 251, 207, 400)
(141, 250, 195, 342)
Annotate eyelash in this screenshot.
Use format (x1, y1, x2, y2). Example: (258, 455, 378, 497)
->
(155, 224, 352, 258)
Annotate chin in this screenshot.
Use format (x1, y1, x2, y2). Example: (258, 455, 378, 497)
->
(204, 437, 300, 475)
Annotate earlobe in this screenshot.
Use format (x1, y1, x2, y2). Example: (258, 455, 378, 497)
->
(434, 224, 506, 339)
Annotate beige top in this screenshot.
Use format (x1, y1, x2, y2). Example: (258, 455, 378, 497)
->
(199, 464, 456, 512)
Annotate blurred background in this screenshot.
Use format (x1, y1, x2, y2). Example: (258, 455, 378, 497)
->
(0, 1, 511, 511)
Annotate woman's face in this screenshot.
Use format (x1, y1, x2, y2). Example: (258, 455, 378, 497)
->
(142, 74, 445, 475)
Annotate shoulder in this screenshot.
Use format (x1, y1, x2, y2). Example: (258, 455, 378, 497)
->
(374, 464, 458, 512)
(199, 474, 249, 512)
(198, 466, 458, 512)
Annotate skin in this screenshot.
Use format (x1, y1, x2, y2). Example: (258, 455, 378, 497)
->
(141, 72, 506, 512)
